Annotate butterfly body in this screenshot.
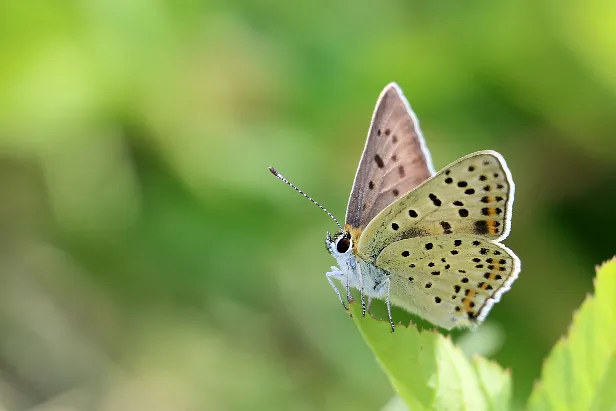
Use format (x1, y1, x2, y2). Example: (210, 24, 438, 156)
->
(323, 84, 520, 331)
(326, 230, 390, 301)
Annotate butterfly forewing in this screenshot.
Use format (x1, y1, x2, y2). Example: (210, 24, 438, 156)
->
(376, 234, 520, 329)
(345, 83, 435, 229)
(357, 151, 514, 260)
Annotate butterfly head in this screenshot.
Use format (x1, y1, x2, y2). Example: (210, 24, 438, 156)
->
(326, 230, 353, 257)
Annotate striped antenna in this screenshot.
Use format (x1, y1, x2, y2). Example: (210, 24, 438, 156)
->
(269, 166, 343, 231)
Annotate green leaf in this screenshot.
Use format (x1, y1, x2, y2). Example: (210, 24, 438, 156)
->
(349, 303, 512, 411)
(527, 258, 616, 411)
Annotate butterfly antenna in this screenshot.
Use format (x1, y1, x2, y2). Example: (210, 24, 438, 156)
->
(269, 167, 343, 231)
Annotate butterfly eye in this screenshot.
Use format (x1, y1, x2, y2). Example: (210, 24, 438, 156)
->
(336, 237, 351, 253)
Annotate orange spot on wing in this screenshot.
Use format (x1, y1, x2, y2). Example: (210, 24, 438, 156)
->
(487, 220, 499, 235)
(463, 290, 476, 313)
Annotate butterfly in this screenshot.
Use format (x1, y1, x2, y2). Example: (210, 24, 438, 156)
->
(270, 82, 520, 331)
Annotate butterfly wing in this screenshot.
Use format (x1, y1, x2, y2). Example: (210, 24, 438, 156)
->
(345, 83, 435, 229)
(357, 151, 515, 260)
(376, 234, 520, 330)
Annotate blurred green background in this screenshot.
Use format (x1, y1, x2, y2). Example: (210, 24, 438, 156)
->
(1, 1, 615, 410)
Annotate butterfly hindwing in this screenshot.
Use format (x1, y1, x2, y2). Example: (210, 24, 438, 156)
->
(357, 151, 514, 260)
(345, 83, 435, 229)
(376, 234, 520, 329)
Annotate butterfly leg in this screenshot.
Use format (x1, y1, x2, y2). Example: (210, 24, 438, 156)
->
(356, 263, 367, 317)
(386, 279, 395, 332)
(361, 292, 366, 317)
(345, 276, 353, 304)
(358, 267, 366, 317)
(325, 268, 348, 310)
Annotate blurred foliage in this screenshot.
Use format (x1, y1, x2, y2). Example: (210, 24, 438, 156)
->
(0, 1, 615, 410)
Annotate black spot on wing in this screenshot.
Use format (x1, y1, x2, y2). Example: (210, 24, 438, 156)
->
(429, 193, 442, 206)
(440, 221, 452, 234)
(474, 220, 489, 235)
(374, 154, 384, 168)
